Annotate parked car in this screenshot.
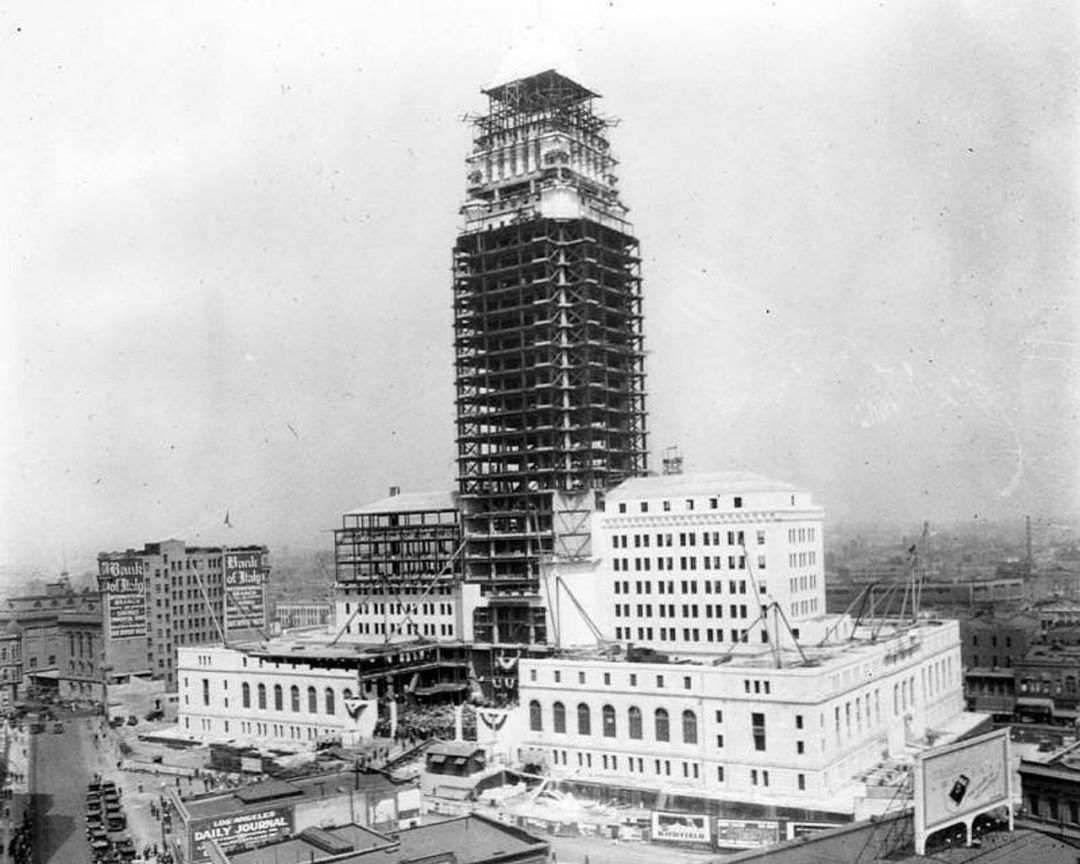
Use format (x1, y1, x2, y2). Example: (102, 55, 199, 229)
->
(52, 722, 64, 734)
(125, 715, 138, 726)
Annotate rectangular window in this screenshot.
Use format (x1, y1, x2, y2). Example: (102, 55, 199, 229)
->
(798, 773, 805, 791)
(656, 675, 664, 688)
(752, 712, 766, 751)
(202, 678, 210, 706)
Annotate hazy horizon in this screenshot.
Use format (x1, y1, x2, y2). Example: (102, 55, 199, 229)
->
(3, 2, 1077, 576)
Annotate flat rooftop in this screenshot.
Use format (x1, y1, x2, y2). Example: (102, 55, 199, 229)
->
(548, 618, 953, 671)
(605, 471, 803, 500)
(227, 813, 547, 864)
(187, 633, 469, 664)
(344, 490, 457, 516)
(181, 769, 400, 823)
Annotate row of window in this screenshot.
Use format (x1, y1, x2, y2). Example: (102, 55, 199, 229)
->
(529, 702, 701, 743)
(787, 551, 817, 568)
(789, 574, 818, 592)
(344, 601, 454, 616)
(531, 668, 789, 692)
(614, 603, 757, 620)
(615, 579, 754, 596)
(613, 531, 766, 550)
(544, 749, 807, 790)
(197, 679, 354, 716)
(345, 622, 454, 637)
(613, 626, 764, 644)
(786, 528, 816, 543)
(614, 556, 761, 573)
(615, 496, 749, 514)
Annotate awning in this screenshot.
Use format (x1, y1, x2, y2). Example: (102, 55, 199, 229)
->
(435, 786, 472, 801)
(1016, 696, 1055, 712)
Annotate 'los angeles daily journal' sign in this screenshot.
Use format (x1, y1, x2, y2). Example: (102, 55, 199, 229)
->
(190, 807, 293, 862)
(98, 558, 147, 640)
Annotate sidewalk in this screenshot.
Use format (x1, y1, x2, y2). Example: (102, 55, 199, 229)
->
(0, 723, 31, 864)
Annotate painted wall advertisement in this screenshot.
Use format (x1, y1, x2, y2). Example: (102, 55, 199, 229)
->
(190, 807, 293, 862)
(98, 558, 147, 639)
(651, 812, 711, 844)
(224, 550, 265, 632)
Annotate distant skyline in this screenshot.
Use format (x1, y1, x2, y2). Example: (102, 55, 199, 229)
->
(2, 1, 1077, 574)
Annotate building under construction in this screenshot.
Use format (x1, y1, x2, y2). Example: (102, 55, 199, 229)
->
(453, 70, 648, 645)
(333, 490, 466, 643)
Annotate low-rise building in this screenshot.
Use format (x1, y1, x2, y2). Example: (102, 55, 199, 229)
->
(959, 610, 1039, 670)
(222, 813, 547, 864)
(0, 580, 103, 703)
(515, 618, 968, 817)
(175, 635, 477, 750)
(1015, 643, 1080, 723)
(176, 643, 377, 748)
(0, 622, 21, 709)
(167, 768, 421, 864)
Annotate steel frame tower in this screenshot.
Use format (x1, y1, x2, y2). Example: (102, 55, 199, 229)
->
(453, 70, 648, 644)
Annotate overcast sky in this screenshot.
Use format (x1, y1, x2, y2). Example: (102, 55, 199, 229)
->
(2, 1, 1077, 573)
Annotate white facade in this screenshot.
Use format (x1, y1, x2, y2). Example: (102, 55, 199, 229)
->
(334, 581, 476, 643)
(516, 619, 965, 813)
(547, 472, 827, 653)
(176, 645, 376, 750)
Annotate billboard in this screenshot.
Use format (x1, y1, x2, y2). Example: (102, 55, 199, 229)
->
(651, 812, 710, 844)
(224, 549, 265, 633)
(98, 558, 147, 639)
(914, 728, 1012, 853)
(190, 806, 293, 862)
(714, 819, 780, 849)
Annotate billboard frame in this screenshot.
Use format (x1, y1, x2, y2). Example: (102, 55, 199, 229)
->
(913, 727, 1013, 854)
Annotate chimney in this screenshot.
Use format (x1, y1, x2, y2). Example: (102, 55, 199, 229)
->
(389, 486, 401, 497)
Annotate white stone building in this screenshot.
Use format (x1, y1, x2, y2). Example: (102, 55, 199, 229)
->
(176, 643, 376, 749)
(517, 619, 965, 813)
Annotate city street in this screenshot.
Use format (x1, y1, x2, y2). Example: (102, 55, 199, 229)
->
(29, 718, 93, 864)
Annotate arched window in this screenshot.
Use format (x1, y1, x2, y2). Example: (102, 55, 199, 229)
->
(628, 706, 643, 740)
(682, 709, 698, 744)
(325, 688, 336, 715)
(529, 700, 543, 732)
(553, 701, 566, 733)
(655, 708, 670, 742)
(307, 686, 317, 713)
(241, 682, 251, 709)
(273, 684, 283, 711)
(258, 683, 267, 710)
(290, 685, 300, 712)
(602, 704, 617, 738)
(577, 703, 591, 736)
